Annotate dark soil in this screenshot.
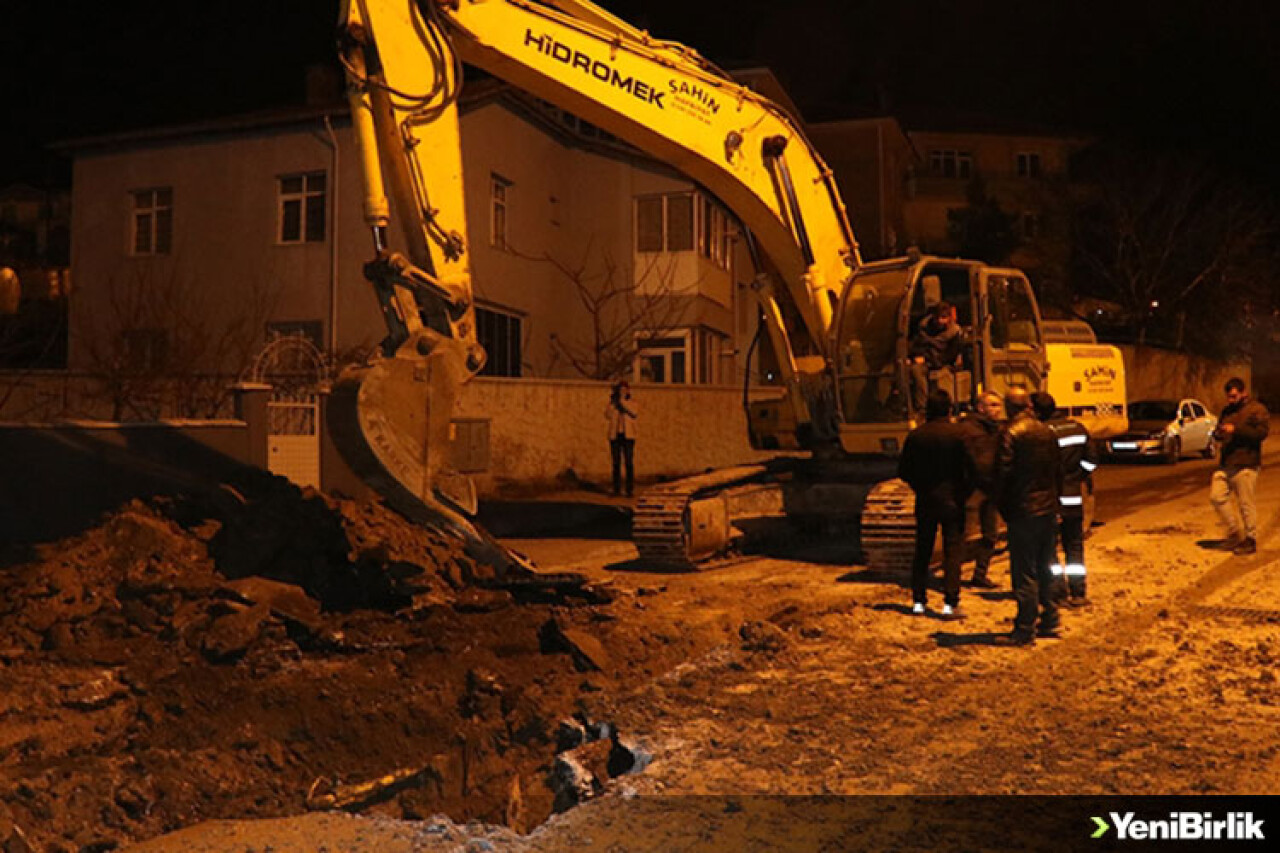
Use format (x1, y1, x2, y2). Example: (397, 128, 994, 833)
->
(0, 475, 699, 852)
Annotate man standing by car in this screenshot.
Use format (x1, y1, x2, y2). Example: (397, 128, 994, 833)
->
(1034, 391, 1098, 605)
(961, 390, 1004, 589)
(1210, 377, 1269, 555)
(898, 388, 972, 620)
(993, 387, 1062, 645)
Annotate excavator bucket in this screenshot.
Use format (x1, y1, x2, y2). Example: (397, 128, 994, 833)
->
(327, 335, 537, 579)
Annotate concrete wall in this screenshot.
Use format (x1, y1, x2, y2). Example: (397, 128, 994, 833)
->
(1118, 344, 1251, 412)
(453, 377, 786, 492)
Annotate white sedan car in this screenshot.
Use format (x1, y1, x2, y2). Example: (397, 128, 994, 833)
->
(1104, 399, 1218, 463)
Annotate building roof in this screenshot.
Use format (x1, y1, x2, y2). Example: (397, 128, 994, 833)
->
(726, 67, 806, 125)
(891, 106, 1090, 141)
(51, 103, 352, 155)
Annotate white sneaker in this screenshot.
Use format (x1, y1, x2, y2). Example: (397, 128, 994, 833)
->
(942, 604, 955, 616)
(912, 602, 926, 615)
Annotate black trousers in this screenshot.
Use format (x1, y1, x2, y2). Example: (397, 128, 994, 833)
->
(911, 503, 965, 608)
(1008, 513, 1059, 634)
(1058, 512, 1086, 596)
(610, 436, 635, 496)
(973, 494, 1000, 575)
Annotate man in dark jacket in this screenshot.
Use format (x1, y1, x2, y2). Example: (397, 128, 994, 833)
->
(993, 387, 1062, 645)
(898, 388, 973, 619)
(961, 390, 1003, 588)
(1034, 391, 1098, 604)
(909, 302, 964, 412)
(1209, 377, 1269, 555)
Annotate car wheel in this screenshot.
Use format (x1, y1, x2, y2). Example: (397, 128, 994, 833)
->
(1201, 439, 1215, 459)
(1165, 437, 1181, 464)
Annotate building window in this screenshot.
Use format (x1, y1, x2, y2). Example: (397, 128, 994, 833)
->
(635, 192, 730, 264)
(636, 333, 688, 384)
(635, 197, 665, 252)
(1016, 152, 1042, 178)
(697, 196, 732, 271)
(490, 174, 512, 250)
(278, 172, 326, 244)
(635, 192, 696, 253)
(929, 150, 972, 179)
(476, 305, 522, 377)
(131, 188, 173, 255)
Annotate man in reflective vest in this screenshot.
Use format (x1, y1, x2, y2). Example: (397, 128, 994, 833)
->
(1033, 391, 1097, 605)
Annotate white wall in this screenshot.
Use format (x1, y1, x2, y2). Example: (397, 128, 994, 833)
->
(454, 376, 785, 492)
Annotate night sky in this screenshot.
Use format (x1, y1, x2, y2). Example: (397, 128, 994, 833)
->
(4, 1, 1278, 190)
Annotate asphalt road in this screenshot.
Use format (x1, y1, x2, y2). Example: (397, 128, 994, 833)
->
(1091, 454, 1222, 524)
(1092, 426, 1280, 525)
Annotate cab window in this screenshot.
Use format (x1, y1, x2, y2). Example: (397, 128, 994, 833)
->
(988, 275, 1040, 351)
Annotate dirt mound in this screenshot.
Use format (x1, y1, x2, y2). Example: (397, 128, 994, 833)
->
(0, 477, 641, 852)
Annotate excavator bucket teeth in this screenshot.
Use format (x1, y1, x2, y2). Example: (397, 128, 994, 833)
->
(327, 349, 539, 580)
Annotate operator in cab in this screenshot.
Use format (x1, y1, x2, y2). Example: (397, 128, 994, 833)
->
(909, 301, 965, 414)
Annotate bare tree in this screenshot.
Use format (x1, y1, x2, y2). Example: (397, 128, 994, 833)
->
(515, 239, 694, 381)
(1070, 146, 1280, 354)
(77, 264, 279, 420)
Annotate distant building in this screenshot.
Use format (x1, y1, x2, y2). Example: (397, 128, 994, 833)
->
(0, 183, 70, 270)
(806, 118, 915, 260)
(809, 112, 1091, 274)
(900, 118, 1090, 272)
(0, 183, 70, 368)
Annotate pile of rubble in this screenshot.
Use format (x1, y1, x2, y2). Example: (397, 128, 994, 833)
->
(0, 473, 641, 852)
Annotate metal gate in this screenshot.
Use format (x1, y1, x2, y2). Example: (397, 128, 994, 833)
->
(248, 334, 329, 489)
(267, 389, 321, 488)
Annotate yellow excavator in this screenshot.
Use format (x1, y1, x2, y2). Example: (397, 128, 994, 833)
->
(330, 0, 1127, 573)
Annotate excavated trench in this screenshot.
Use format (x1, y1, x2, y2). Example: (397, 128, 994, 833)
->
(0, 471, 687, 852)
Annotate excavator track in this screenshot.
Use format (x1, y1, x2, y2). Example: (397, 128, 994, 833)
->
(860, 477, 917, 573)
(632, 465, 771, 571)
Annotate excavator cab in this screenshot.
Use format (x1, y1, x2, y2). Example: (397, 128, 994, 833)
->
(829, 255, 1049, 456)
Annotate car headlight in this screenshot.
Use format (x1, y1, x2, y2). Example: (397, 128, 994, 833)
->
(1147, 430, 1167, 440)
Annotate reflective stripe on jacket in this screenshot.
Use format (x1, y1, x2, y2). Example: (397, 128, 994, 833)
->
(1048, 417, 1097, 511)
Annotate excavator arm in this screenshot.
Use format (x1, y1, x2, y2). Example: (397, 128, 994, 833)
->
(333, 0, 863, 545)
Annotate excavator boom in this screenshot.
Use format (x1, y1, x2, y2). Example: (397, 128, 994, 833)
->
(332, 0, 864, 542)
(330, 0, 1105, 571)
